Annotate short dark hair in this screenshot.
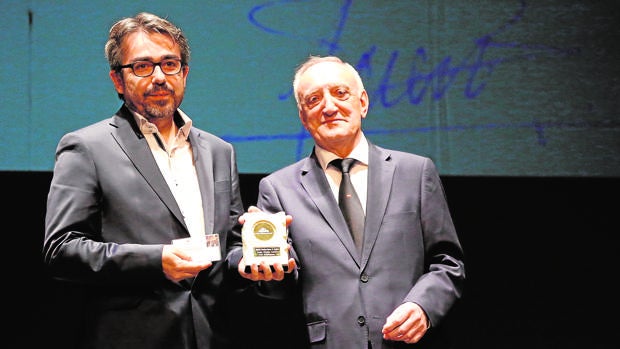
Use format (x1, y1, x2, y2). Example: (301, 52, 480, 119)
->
(104, 12, 191, 71)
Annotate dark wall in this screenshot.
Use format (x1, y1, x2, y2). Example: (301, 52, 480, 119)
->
(10, 171, 618, 348)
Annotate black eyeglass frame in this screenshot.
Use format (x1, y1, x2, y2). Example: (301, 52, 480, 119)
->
(118, 58, 184, 77)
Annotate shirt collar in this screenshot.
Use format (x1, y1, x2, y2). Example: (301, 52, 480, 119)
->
(131, 108, 193, 138)
(315, 133, 369, 170)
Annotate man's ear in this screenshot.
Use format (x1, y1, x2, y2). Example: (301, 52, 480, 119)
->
(298, 108, 308, 126)
(109, 70, 124, 95)
(359, 90, 369, 119)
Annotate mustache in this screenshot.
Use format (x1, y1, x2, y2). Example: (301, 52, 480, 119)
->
(146, 85, 173, 94)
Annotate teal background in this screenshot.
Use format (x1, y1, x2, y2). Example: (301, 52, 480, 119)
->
(2, 0, 618, 176)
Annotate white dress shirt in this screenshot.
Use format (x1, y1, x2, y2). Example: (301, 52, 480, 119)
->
(314, 134, 369, 214)
(132, 109, 206, 238)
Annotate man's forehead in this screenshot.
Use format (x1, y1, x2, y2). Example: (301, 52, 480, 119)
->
(304, 61, 342, 76)
(121, 31, 180, 59)
(301, 62, 352, 87)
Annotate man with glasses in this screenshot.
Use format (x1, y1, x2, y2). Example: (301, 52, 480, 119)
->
(43, 12, 246, 348)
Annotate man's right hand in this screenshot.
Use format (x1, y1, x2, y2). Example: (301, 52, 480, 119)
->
(162, 244, 212, 282)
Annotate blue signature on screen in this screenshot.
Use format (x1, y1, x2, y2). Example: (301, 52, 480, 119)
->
(226, 0, 582, 157)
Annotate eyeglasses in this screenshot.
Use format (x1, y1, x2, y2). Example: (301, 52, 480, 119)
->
(118, 58, 183, 77)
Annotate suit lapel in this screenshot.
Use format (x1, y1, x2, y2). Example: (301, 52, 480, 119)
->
(361, 144, 394, 268)
(301, 154, 361, 262)
(110, 106, 188, 231)
(189, 130, 215, 235)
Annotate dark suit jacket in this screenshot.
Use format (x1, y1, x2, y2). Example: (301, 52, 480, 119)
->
(256, 141, 466, 348)
(43, 105, 245, 349)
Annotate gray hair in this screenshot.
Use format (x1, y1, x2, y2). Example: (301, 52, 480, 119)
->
(292, 55, 364, 107)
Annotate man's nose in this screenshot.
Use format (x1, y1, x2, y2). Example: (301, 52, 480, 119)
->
(151, 65, 166, 81)
(322, 95, 338, 115)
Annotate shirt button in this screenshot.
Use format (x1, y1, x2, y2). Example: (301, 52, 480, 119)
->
(357, 316, 365, 326)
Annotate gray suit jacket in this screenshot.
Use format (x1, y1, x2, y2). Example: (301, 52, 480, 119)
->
(43, 105, 244, 349)
(256, 142, 465, 348)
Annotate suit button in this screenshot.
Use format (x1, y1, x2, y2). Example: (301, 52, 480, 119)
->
(357, 316, 366, 326)
(360, 274, 369, 282)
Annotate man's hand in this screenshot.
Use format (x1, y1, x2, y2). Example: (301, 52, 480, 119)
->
(381, 302, 429, 344)
(238, 256, 297, 281)
(162, 244, 212, 282)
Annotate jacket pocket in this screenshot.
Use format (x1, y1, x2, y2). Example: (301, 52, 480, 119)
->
(307, 320, 327, 343)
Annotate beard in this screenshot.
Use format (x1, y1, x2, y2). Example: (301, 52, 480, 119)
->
(144, 99, 177, 120)
(142, 84, 183, 120)
(122, 83, 184, 121)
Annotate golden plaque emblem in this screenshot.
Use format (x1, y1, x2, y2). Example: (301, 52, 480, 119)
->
(253, 220, 276, 241)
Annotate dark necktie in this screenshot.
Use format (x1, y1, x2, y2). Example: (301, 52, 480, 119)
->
(331, 158, 365, 253)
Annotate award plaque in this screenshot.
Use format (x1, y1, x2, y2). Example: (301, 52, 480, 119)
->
(242, 211, 288, 272)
